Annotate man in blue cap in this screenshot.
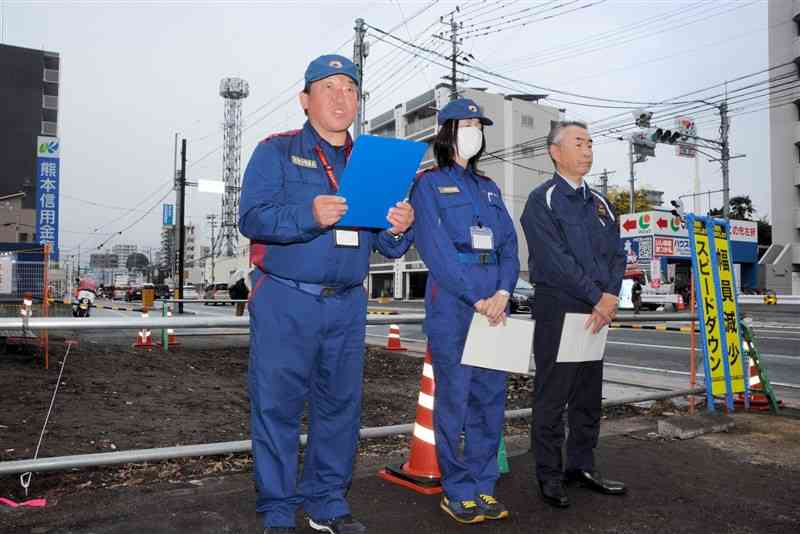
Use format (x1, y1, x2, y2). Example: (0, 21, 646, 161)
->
(239, 54, 415, 534)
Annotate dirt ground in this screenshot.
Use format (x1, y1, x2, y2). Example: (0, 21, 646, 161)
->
(0, 338, 539, 501)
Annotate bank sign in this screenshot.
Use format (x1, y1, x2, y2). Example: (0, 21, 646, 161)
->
(35, 136, 60, 261)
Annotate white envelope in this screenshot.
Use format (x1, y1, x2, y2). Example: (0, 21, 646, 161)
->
(555, 313, 609, 363)
(461, 314, 535, 374)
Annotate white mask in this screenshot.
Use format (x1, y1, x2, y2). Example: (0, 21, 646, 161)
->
(456, 126, 483, 161)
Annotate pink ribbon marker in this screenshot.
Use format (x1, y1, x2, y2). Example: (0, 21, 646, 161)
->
(0, 496, 47, 508)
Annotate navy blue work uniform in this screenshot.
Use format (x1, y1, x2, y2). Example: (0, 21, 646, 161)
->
(238, 120, 414, 528)
(410, 162, 519, 502)
(519, 174, 625, 483)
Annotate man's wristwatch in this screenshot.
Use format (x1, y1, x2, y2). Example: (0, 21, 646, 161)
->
(387, 230, 404, 241)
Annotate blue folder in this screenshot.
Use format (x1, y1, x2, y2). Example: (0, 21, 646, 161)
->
(335, 135, 428, 230)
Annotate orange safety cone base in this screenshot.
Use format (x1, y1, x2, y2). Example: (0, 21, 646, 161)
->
(385, 345, 407, 352)
(734, 393, 784, 411)
(378, 466, 442, 495)
(133, 332, 154, 350)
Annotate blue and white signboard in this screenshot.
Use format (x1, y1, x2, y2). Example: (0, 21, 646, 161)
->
(163, 204, 175, 226)
(35, 136, 60, 261)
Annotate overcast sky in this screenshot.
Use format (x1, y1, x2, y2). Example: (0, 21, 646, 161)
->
(2, 0, 771, 262)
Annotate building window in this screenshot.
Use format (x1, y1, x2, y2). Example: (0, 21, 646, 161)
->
(18, 233, 28, 242)
(521, 114, 534, 129)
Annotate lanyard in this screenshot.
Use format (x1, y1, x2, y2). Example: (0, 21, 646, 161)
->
(313, 139, 353, 193)
(450, 167, 483, 227)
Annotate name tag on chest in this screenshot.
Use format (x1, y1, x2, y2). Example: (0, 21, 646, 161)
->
(335, 229, 360, 248)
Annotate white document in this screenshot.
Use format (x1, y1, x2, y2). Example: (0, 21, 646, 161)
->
(556, 313, 609, 363)
(461, 315, 535, 374)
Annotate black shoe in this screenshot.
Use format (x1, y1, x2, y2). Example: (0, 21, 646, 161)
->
(309, 514, 367, 534)
(565, 469, 627, 495)
(263, 528, 295, 534)
(538, 479, 569, 508)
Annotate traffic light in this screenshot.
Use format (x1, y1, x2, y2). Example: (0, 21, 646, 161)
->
(650, 128, 682, 144)
(631, 130, 655, 158)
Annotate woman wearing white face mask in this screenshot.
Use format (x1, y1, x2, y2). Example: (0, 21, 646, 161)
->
(409, 98, 519, 524)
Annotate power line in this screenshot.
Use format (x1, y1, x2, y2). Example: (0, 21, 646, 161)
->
(461, 0, 602, 40)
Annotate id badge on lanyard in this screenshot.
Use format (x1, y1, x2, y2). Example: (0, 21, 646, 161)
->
(335, 229, 360, 248)
(454, 173, 494, 251)
(470, 225, 494, 250)
(314, 143, 360, 249)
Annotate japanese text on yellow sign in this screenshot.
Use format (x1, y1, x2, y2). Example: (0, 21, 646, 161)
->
(712, 224, 745, 393)
(692, 220, 728, 396)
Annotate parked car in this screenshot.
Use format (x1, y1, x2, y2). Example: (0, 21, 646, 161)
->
(181, 285, 200, 301)
(510, 278, 535, 314)
(203, 283, 231, 305)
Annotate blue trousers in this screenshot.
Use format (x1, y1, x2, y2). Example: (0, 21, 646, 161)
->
(248, 274, 367, 528)
(428, 329, 507, 502)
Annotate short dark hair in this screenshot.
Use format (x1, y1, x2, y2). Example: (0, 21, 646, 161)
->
(433, 119, 485, 172)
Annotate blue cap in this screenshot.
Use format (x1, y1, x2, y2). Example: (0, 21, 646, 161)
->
(304, 54, 359, 86)
(437, 98, 493, 126)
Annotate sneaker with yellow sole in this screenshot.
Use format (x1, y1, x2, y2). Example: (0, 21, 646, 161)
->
(440, 496, 485, 524)
(476, 494, 509, 520)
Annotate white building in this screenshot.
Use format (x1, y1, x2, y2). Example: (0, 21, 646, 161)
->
(366, 84, 561, 299)
(767, 1, 800, 294)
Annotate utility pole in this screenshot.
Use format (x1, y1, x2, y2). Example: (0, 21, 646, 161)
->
(172, 132, 179, 285)
(436, 9, 466, 101)
(353, 17, 367, 138)
(177, 138, 187, 314)
(719, 100, 730, 218)
(628, 141, 636, 214)
(206, 213, 217, 285)
(600, 168, 609, 197)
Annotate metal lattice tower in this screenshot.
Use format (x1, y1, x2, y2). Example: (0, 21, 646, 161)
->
(219, 77, 249, 257)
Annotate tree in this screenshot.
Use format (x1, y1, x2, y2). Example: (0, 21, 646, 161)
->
(607, 189, 654, 215)
(709, 195, 756, 220)
(126, 252, 149, 273)
(729, 195, 755, 220)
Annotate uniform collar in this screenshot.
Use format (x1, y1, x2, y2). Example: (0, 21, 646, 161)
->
(302, 120, 353, 156)
(554, 172, 590, 201)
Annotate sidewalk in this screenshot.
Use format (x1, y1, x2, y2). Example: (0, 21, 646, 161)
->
(3, 412, 799, 533)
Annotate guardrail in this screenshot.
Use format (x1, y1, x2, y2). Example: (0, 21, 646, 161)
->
(738, 294, 800, 305)
(0, 312, 696, 333)
(0, 387, 704, 476)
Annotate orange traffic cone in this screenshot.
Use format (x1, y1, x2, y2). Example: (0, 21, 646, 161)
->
(735, 356, 783, 411)
(385, 324, 407, 351)
(378, 346, 442, 494)
(676, 294, 685, 311)
(134, 306, 154, 350)
(166, 310, 180, 347)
